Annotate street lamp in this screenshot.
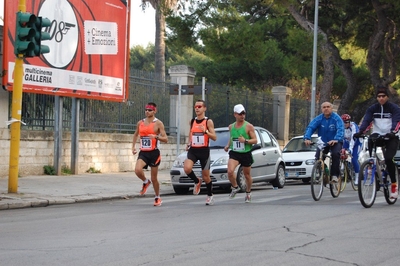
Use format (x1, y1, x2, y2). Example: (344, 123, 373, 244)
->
(310, 0, 319, 120)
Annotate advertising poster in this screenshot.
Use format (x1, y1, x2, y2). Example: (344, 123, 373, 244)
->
(3, 0, 130, 102)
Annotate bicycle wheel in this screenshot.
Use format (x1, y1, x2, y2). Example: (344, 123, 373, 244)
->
(348, 162, 358, 191)
(358, 161, 376, 208)
(330, 160, 343, 198)
(340, 160, 348, 192)
(384, 168, 398, 205)
(311, 161, 324, 201)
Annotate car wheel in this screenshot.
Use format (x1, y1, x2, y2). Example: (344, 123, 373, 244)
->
(173, 186, 189, 195)
(302, 178, 311, 183)
(236, 166, 246, 192)
(271, 164, 285, 188)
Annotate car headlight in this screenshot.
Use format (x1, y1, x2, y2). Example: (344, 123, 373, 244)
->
(173, 159, 184, 168)
(212, 155, 229, 166)
(305, 159, 315, 165)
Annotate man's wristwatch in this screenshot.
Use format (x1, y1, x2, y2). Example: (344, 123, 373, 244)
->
(245, 139, 249, 144)
(205, 130, 209, 134)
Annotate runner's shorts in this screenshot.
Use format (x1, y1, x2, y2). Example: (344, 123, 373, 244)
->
(228, 150, 253, 167)
(138, 149, 161, 168)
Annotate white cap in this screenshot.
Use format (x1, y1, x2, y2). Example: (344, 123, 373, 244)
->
(233, 104, 245, 113)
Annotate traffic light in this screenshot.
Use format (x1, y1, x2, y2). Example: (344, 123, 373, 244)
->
(33, 17, 51, 55)
(14, 12, 51, 57)
(14, 12, 36, 57)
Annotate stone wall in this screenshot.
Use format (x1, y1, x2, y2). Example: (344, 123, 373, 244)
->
(0, 129, 184, 178)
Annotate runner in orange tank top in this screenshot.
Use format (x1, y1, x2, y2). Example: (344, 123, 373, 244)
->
(184, 100, 217, 205)
(132, 102, 168, 206)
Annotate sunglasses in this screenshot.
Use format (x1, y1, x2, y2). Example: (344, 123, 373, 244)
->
(238, 112, 246, 115)
(194, 105, 203, 109)
(377, 94, 387, 98)
(145, 109, 154, 112)
(344, 121, 350, 124)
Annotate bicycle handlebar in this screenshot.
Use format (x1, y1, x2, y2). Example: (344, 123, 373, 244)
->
(354, 133, 395, 140)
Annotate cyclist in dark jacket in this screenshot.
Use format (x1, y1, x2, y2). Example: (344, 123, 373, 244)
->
(353, 86, 400, 199)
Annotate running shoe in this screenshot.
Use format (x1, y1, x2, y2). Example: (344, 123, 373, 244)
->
(154, 197, 162, 206)
(205, 195, 214, 206)
(390, 183, 398, 199)
(331, 176, 338, 183)
(140, 180, 152, 195)
(229, 186, 240, 199)
(245, 193, 251, 203)
(193, 178, 202, 195)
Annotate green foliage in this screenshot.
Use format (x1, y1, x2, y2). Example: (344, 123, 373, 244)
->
(135, 0, 400, 110)
(86, 167, 101, 173)
(165, 12, 198, 49)
(61, 165, 72, 175)
(130, 44, 155, 71)
(43, 165, 56, 175)
(284, 29, 313, 78)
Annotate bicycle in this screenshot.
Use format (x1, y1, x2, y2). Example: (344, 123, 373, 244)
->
(357, 133, 398, 208)
(339, 149, 358, 192)
(310, 140, 343, 201)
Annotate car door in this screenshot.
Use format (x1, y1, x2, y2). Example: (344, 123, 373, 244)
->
(256, 128, 281, 179)
(250, 129, 264, 179)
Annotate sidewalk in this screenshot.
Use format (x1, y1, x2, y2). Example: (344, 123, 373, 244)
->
(0, 169, 174, 210)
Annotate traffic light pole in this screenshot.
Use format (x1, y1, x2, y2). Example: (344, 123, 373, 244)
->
(9, 0, 26, 193)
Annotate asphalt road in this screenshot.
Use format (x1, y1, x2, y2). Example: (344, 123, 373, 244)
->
(1, 181, 400, 266)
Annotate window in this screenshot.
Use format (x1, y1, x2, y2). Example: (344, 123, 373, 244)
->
(259, 129, 273, 147)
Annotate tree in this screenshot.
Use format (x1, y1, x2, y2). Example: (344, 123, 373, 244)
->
(283, 1, 363, 109)
(141, 0, 178, 81)
(137, 0, 400, 123)
(284, 0, 400, 121)
(166, 1, 300, 89)
(129, 44, 155, 71)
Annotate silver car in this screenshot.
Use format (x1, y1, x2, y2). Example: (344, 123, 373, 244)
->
(170, 126, 286, 194)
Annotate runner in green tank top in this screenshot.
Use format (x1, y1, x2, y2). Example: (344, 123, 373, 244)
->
(224, 104, 257, 203)
(229, 121, 252, 153)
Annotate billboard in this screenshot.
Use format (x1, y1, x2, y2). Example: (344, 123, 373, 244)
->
(3, 0, 130, 102)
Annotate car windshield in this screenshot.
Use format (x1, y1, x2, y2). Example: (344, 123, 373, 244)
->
(209, 130, 230, 149)
(283, 137, 318, 152)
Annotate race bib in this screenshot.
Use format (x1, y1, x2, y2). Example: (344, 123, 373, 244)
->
(232, 138, 245, 151)
(140, 137, 152, 149)
(191, 133, 205, 147)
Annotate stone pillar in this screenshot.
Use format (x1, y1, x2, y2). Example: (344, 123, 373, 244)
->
(272, 86, 292, 147)
(168, 65, 196, 138)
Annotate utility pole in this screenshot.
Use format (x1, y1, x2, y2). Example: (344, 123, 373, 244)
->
(9, 0, 51, 192)
(310, 0, 319, 120)
(8, 0, 27, 193)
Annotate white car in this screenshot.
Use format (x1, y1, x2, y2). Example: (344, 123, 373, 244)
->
(170, 127, 286, 194)
(282, 134, 319, 183)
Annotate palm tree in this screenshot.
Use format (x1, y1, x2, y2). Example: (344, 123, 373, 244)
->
(141, 0, 178, 82)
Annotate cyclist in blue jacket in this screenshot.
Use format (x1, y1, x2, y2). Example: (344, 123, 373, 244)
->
(304, 102, 345, 183)
(353, 86, 400, 199)
(341, 114, 362, 185)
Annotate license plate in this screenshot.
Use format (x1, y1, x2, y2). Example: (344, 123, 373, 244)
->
(286, 172, 299, 177)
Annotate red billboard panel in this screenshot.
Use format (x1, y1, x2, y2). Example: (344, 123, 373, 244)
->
(3, 0, 130, 102)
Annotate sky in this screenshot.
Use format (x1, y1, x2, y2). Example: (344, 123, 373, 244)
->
(0, 1, 156, 48)
(130, 4, 156, 47)
(0, 1, 3, 27)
